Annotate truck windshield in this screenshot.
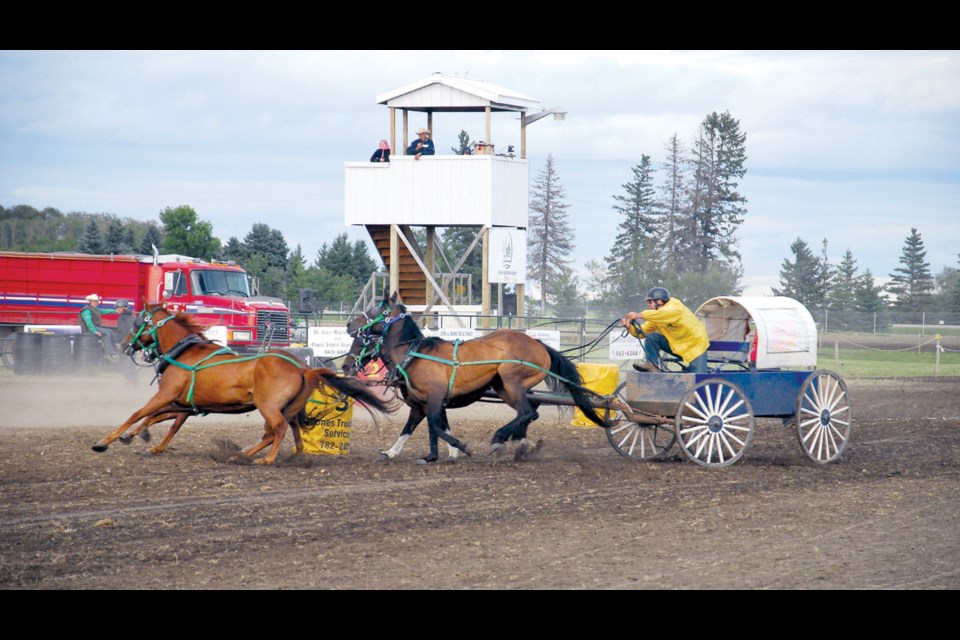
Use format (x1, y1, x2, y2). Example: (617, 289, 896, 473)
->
(191, 270, 250, 297)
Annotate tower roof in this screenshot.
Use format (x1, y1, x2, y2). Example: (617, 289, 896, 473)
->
(376, 72, 541, 113)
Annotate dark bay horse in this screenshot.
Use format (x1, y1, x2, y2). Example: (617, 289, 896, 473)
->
(93, 303, 398, 464)
(347, 292, 610, 463)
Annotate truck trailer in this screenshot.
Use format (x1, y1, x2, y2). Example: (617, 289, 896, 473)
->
(0, 251, 291, 369)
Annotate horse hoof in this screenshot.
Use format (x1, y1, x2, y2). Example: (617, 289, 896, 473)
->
(139, 430, 151, 443)
(514, 443, 529, 461)
(488, 442, 504, 455)
(462, 442, 474, 457)
(377, 452, 392, 462)
(119, 435, 132, 445)
(417, 455, 438, 465)
(91, 443, 107, 453)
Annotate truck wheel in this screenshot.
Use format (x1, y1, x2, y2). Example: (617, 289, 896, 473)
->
(1, 334, 16, 368)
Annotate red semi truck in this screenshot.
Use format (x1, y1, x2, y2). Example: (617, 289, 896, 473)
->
(0, 251, 291, 367)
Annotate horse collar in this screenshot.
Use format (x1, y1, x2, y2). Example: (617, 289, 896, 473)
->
(156, 334, 208, 375)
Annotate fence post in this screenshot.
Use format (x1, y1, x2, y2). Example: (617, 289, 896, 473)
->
(935, 334, 942, 373)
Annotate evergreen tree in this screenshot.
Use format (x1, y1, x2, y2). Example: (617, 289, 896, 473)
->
(853, 269, 888, 313)
(123, 227, 137, 253)
(527, 154, 575, 314)
(316, 234, 357, 280)
(608, 155, 660, 277)
(772, 237, 829, 309)
(243, 223, 289, 270)
(659, 133, 689, 274)
(77, 220, 104, 254)
(103, 218, 129, 254)
(159, 205, 220, 260)
(451, 130, 473, 155)
(436, 226, 483, 303)
(886, 228, 934, 308)
(285, 245, 311, 306)
(349, 238, 378, 288)
(949, 255, 960, 312)
(685, 111, 748, 273)
(828, 248, 859, 311)
(139, 224, 163, 255)
(220, 236, 247, 264)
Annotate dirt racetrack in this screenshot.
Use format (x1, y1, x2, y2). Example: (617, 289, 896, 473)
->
(1, 371, 958, 590)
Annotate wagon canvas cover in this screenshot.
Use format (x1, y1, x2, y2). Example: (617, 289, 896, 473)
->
(696, 296, 818, 370)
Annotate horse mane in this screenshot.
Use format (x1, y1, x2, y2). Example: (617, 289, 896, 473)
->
(173, 310, 213, 335)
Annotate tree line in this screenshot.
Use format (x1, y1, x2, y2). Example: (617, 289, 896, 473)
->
(0, 203, 377, 312)
(523, 111, 960, 319)
(4, 106, 958, 319)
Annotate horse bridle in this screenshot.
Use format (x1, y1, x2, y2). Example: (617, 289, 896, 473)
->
(126, 307, 178, 363)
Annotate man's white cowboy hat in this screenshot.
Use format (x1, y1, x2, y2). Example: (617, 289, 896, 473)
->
(85, 294, 101, 302)
(416, 128, 430, 135)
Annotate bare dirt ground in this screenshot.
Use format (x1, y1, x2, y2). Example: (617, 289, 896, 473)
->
(1, 370, 958, 590)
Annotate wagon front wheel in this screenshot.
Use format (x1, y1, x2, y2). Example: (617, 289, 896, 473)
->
(676, 378, 755, 468)
(604, 383, 676, 461)
(796, 370, 851, 464)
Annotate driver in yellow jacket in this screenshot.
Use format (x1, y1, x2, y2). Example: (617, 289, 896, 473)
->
(620, 287, 709, 373)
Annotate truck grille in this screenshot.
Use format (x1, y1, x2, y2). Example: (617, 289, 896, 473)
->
(257, 310, 290, 344)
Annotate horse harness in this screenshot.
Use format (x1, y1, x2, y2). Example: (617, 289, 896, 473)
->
(364, 311, 574, 407)
(129, 309, 307, 409)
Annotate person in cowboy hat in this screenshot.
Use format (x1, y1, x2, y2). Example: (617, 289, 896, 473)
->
(78, 293, 119, 360)
(406, 127, 435, 160)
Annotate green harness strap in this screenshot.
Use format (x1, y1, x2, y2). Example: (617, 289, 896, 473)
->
(163, 350, 305, 408)
(395, 339, 573, 403)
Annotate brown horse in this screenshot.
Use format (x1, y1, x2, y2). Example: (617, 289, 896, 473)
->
(93, 303, 398, 464)
(347, 292, 611, 463)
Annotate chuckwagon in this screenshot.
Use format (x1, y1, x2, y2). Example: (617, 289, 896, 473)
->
(603, 296, 851, 468)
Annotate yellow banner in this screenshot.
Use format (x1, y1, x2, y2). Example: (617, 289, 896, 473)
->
(301, 384, 355, 455)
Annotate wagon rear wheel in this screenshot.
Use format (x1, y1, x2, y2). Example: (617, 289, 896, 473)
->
(795, 370, 851, 464)
(604, 382, 676, 461)
(675, 378, 755, 468)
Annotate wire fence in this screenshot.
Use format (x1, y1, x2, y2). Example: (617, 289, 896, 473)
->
(291, 309, 960, 377)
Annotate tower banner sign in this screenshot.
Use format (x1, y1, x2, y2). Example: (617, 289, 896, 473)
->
(488, 227, 526, 284)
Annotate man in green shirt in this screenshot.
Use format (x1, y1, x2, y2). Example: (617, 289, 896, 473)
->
(78, 293, 119, 360)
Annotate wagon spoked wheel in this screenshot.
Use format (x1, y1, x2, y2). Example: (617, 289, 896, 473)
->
(604, 382, 676, 461)
(675, 378, 755, 468)
(795, 369, 851, 464)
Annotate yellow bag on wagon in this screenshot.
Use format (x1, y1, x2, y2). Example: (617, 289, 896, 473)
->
(300, 383, 355, 455)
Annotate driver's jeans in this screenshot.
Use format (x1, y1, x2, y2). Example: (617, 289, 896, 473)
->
(643, 332, 708, 373)
(98, 328, 117, 356)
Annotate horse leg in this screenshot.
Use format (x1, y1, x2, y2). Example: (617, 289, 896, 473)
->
(249, 406, 291, 465)
(379, 404, 425, 461)
(289, 415, 304, 455)
(145, 413, 191, 455)
(92, 393, 183, 452)
(421, 401, 472, 464)
(489, 388, 541, 456)
(119, 411, 179, 444)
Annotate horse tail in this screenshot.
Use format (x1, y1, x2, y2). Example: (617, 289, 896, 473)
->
(303, 367, 400, 418)
(545, 346, 611, 428)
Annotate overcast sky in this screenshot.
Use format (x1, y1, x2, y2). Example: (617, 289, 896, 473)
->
(1, 50, 957, 296)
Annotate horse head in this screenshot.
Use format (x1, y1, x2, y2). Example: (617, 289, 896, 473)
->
(123, 303, 210, 360)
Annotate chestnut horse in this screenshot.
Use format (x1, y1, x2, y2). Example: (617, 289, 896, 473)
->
(346, 292, 610, 463)
(93, 303, 398, 464)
